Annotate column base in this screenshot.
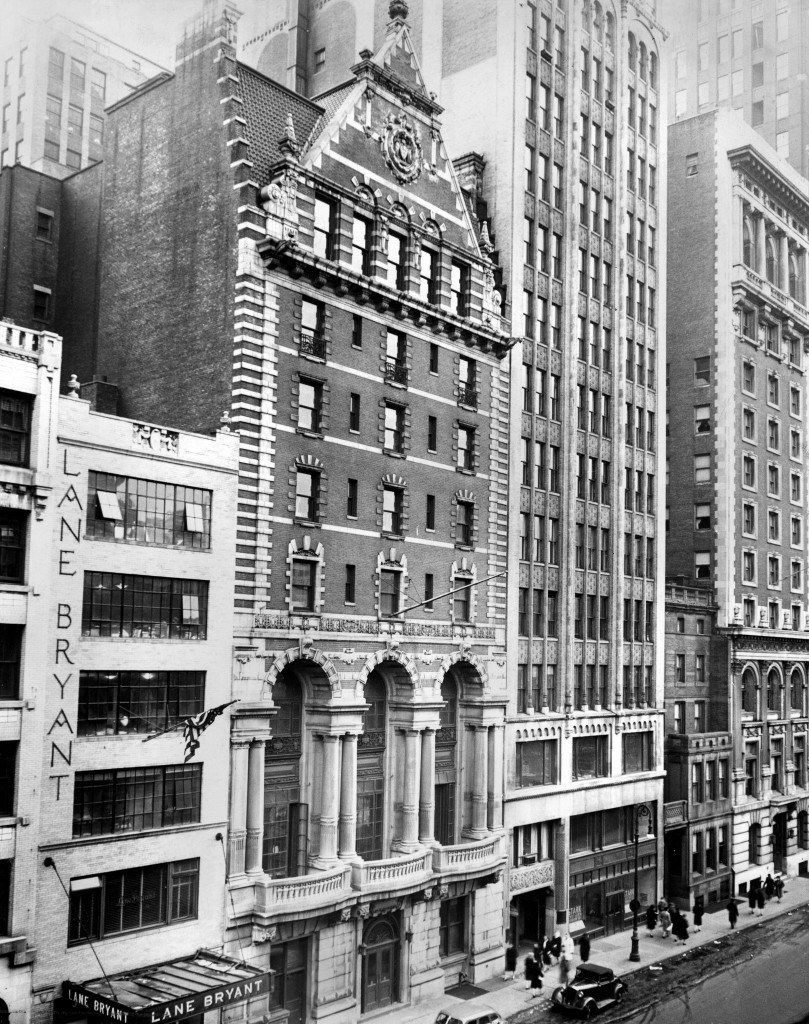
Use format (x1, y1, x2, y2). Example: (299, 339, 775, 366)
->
(338, 851, 362, 865)
(310, 856, 342, 871)
(462, 827, 489, 842)
(391, 840, 423, 856)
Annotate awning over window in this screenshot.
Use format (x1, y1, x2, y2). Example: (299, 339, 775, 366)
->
(63, 950, 271, 1024)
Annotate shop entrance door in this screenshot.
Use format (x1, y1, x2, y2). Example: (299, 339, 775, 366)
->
(361, 917, 400, 1013)
(519, 890, 547, 944)
(605, 891, 624, 935)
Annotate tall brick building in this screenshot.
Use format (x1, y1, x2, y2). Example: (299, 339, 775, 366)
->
(239, 0, 669, 947)
(0, 319, 243, 1024)
(667, 108, 809, 899)
(660, 0, 809, 178)
(80, 2, 513, 1021)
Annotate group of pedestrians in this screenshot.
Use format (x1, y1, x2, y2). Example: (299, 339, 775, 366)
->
(644, 898, 691, 944)
(504, 928, 592, 1000)
(727, 872, 785, 926)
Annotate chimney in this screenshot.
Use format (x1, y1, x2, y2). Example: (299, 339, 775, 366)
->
(175, 0, 243, 66)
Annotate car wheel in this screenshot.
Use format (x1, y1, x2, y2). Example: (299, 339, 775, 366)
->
(582, 1005, 594, 1020)
(615, 988, 624, 1003)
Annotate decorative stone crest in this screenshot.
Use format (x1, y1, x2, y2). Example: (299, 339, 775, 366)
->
(381, 112, 422, 184)
(132, 423, 178, 455)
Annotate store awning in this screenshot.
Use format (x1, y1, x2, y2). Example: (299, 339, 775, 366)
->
(63, 950, 271, 1024)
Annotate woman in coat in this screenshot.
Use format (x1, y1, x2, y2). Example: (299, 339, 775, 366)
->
(659, 907, 672, 938)
(692, 902, 704, 932)
(727, 899, 739, 929)
(755, 887, 766, 916)
(524, 954, 537, 993)
(674, 911, 689, 945)
(765, 874, 775, 899)
(529, 956, 544, 998)
(646, 905, 657, 937)
(747, 888, 757, 915)
(505, 943, 518, 981)
(775, 876, 785, 902)
(579, 932, 591, 963)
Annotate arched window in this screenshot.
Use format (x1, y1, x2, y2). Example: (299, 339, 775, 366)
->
(742, 669, 757, 715)
(639, 42, 648, 81)
(436, 676, 458, 845)
(649, 50, 658, 89)
(748, 822, 761, 863)
(628, 32, 637, 72)
(789, 252, 804, 303)
(593, 1, 603, 42)
(791, 669, 804, 712)
(766, 235, 779, 285)
(743, 217, 756, 268)
(264, 670, 305, 878)
(767, 669, 780, 714)
(357, 672, 387, 861)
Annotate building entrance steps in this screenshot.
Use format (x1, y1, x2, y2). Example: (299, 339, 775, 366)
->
(379, 874, 809, 1024)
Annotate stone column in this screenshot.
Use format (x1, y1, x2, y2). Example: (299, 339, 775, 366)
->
(554, 819, 570, 930)
(418, 728, 436, 846)
(780, 233, 790, 293)
(397, 729, 422, 852)
(228, 740, 250, 877)
(756, 214, 767, 277)
(338, 733, 359, 861)
(317, 734, 341, 865)
(464, 725, 489, 840)
(735, 196, 745, 265)
(245, 739, 265, 875)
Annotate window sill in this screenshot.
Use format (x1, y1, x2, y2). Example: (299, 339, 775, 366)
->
(455, 466, 475, 476)
(383, 449, 406, 458)
(296, 428, 324, 440)
(381, 532, 404, 542)
(84, 534, 211, 552)
(293, 518, 321, 528)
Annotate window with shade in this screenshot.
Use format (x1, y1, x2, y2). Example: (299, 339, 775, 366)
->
(352, 215, 371, 274)
(0, 391, 32, 467)
(81, 573, 208, 640)
(313, 195, 336, 259)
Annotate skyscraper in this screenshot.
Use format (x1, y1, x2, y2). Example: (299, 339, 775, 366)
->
(660, 0, 809, 178)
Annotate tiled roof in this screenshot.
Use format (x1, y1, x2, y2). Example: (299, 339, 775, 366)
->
(305, 81, 358, 154)
(237, 63, 323, 185)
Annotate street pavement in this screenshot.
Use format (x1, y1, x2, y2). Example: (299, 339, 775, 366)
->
(381, 874, 809, 1024)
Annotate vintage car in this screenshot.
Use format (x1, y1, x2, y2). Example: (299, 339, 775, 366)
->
(435, 1005, 505, 1024)
(551, 963, 628, 1017)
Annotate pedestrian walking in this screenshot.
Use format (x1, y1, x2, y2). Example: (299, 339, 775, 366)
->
(524, 954, 537, 994)
(529, 957, 544, 999)
(579, 932, 591, 963)
(675, 912, 690, 946)
(747, 888, 757, 915)
(775, 876, 785, 902)
(727, 899, 739, 929)
(765, 873, 775, 900)
(550, 931, 562, 962)
(755, 887, 766, 917)
(659, 907, 672, 938)
(504, 942, 517, 981)
(692, 902, 704, 932)
(541, 936, 553, 968)
(646, 905, 657, 937)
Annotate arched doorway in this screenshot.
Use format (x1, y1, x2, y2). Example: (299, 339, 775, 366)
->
(361, 915, 400, 1012)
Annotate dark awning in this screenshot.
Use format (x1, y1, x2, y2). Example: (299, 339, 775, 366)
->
(63, 950, 271, 1024)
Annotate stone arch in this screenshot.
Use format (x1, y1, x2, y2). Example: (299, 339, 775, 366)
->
(359, 647, 421, 691)
(264, 645, 341, 698)
(439, 648, 489, 689)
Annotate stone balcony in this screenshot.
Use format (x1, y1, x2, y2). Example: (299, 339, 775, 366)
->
(0, 321, 42, 356)
(351, 848, 433, 896)
(732, 262, 809, 329)
(251, 863, 353, 924)
(432, 834, 504, 880)
(664, 800, 687, 829)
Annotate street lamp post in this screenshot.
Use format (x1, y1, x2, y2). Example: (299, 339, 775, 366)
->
(629, 803, 651, 963)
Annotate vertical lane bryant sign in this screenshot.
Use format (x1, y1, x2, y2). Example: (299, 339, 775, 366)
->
(63, 972, 272, 1024)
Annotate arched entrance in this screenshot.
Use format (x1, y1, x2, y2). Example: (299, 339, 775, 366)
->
(361, 915, 400, 1012)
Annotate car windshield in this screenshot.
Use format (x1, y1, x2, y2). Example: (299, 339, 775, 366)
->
(435, 1015, 463, 1024)
(575, 968, 610, 983)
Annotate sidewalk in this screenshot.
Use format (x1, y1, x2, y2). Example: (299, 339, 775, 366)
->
(382, 874, 809, 1024)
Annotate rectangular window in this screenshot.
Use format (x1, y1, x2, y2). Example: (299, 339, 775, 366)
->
(313, 195, 336, 259)
(0, 625, 23, 700)
(382, 486, 403, 535)
(291, 559, 316, 611)
(439, 897, 467, 958)
(81, 573, 208, 640)
(419, 248, 437, 302)
(457, 425, 475, 470)
(90, 68, 106, 102)
(344, 564, 356, 603)
(351, 215, 371, 275)
(0, 511, 26, 583)
(453, 575, 472, 622)
(456, 500, 473, 547)
(695, 454, 711, 484)
(424, 573, 434, 611)
(384, 403, 405, 453)
(68, 859, 198, 945)
(73, 764, 201, 837)
(385, 330, 408, 385)
(517, 740, 558, 787)
(77, 670, 204, 737)
(347, 478, 358, 518)
(387, 232, 405, 289)
(295, 468, 319, 520)
(572, 736, 608, 780)
(33, 287, 52, 322)
(623, 730, 653, 773)
(349, 392, 360, 432)
(70, 57, 86, 93)
(300, 299, 324, 356)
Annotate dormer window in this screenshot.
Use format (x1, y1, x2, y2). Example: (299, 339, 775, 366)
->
(419, 248, 437, 303)
(449, 261, 469, 316)
(387, 231, 405, 289)
(352, 215, 371, 275)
